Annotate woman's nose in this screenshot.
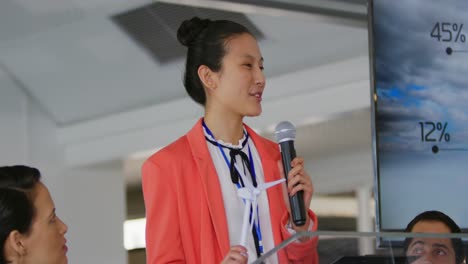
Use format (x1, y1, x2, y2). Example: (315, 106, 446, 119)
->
(255, 69, 265, 88)
(58, 216, 68, 234)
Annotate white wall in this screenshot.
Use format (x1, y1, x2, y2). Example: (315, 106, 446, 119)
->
(0, 68, 127, 264)
(26, 90, 67, 216)
(0, 69, 28, 164)
(65, 163, 126, 264)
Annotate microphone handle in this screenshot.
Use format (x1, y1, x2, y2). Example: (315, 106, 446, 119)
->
(280, 141, 307, 226)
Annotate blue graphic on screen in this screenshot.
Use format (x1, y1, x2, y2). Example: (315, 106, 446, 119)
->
(372, 0, 468, 230)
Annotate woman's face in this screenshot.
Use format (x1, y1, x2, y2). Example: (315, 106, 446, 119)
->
(22, 183, 68, 264)
(209, 33, 266, 118)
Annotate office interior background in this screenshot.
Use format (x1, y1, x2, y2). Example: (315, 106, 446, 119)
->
(0, 0, 373, 263)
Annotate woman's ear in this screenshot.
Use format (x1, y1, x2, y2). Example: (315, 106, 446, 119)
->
(5, 230, 27, 257)
(197, 65, 217, 91)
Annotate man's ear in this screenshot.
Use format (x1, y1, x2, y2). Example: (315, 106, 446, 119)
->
(5, 230, 27, 257)
(197, 65, 217, 91)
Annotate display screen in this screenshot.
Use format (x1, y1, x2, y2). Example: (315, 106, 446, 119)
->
(370, 0, 468, 231)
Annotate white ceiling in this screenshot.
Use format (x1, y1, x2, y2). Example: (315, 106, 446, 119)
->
(0, 0, 368, 125)
(0, 0, 374, 193)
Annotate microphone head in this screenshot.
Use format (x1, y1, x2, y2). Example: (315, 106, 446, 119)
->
(274, 121, 296, 143)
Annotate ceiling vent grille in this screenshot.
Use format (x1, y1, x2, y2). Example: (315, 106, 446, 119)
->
(112, 2, 264, 64)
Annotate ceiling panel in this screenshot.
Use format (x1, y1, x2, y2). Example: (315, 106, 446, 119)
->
(0, 0, 368, 126)
(0, 0, 84, 43)
(112, 2, 264, 63)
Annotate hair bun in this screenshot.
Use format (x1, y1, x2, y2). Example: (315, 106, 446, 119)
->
(177, 17, 211, 47)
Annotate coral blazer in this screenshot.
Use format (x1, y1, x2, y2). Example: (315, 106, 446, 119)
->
(142, 119, 318, 263)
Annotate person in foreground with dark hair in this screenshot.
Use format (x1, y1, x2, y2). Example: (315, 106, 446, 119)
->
(142, 17, 318, 263)
(0, 165, 68, 264)
(404, 210, 465, 264)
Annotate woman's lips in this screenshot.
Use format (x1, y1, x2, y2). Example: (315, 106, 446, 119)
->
(250, 92, 263, 101)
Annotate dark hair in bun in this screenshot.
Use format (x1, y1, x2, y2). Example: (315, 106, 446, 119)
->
(177, 17, 251, 105)
(177, 17, 211, 47)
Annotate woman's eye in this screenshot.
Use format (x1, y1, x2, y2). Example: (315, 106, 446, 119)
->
(50, 214, 57, 223)
(243, 64, 252, 68)
(260, 66, 265, 71)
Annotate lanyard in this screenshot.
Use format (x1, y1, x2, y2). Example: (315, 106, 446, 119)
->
(202, 120, 264, 255)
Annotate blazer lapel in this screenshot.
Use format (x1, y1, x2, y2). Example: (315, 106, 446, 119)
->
(187, 119, 230, 256)
(245, 125, 281, 184)
(246, 125, 285, 245)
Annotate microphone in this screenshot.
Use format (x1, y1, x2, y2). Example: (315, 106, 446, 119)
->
(274, 121, 306, 226)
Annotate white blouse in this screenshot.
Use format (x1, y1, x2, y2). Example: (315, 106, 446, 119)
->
(203, 127, 278, 264)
